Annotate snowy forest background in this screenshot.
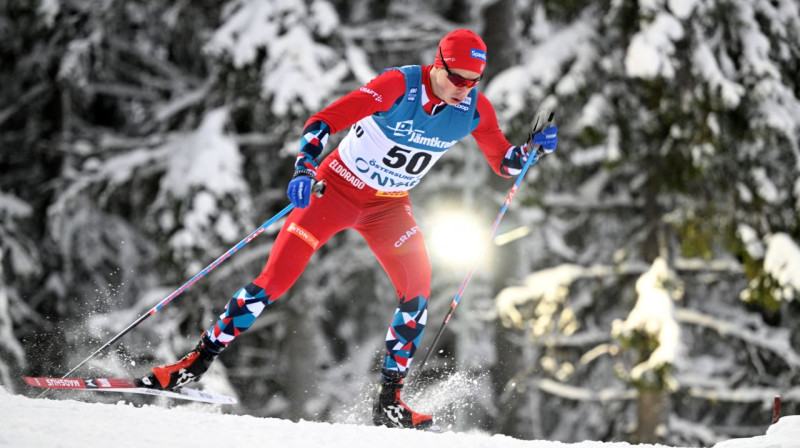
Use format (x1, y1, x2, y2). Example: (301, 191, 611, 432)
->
(1, 0, 799, 446)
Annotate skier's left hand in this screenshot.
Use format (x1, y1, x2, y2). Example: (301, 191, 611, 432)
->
(532, 125, 558, 153)
(499, 145, 529, 177)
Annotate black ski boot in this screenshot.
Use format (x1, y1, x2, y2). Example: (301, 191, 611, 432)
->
(373, 372, 433, 430)
(140, 339, 220, 390)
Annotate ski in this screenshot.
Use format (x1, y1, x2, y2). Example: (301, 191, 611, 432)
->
(23, 376, 237, 404)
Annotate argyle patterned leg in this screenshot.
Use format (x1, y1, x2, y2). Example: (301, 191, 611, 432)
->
(383, 295, 428, 375)
(204, 282, 273, 349)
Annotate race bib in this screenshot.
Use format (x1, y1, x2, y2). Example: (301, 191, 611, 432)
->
(338, 117, 451, 192)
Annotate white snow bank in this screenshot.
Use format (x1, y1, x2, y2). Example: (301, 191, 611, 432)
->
(1, 387, 797, 448)
(0, 386, 673, 448)
(712, 415, 800, 448)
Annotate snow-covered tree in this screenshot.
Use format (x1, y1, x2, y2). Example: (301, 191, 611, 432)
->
(491, 0, 800, 445)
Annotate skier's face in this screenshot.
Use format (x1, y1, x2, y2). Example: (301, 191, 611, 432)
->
(431, 67, 481, 105)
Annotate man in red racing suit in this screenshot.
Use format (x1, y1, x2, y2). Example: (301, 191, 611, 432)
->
(141, 29, 558, 430)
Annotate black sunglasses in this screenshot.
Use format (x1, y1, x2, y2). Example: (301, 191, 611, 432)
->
(439, 48, 482, 88)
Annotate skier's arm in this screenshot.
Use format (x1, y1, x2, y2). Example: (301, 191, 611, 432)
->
(287, 70, 407, 208)
(294, 70, 407, 174)
(471, 93, 518, 178)
(472, 93, 558, 178)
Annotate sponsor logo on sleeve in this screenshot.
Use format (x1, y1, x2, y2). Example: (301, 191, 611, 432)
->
(359, 87, 383, 103)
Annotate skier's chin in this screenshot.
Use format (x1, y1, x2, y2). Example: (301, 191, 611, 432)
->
(448, 96, 465, 104)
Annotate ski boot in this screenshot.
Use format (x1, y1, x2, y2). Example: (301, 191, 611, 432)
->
(372, 372, 434, 430)
(139, 340, 220, 390)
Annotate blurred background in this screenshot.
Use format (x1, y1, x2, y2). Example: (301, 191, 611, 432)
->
(1, 0, 799, 446)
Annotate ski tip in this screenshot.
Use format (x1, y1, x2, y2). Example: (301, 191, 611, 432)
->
(171, 386, 239, 404)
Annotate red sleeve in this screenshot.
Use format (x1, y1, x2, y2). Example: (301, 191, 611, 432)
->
(304, 70, 407, 134)
(472, 92, 515, 177)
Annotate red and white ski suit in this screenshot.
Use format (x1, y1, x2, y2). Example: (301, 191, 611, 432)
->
(205, 65, 516, 375)
(255, 66, 513, 300)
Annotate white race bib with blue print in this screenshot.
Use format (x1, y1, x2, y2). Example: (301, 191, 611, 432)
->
(338, 116, 455, 191)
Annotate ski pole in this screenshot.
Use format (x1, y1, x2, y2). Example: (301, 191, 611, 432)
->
(47, 181, 326, 385)
(415, 112, 555, 378)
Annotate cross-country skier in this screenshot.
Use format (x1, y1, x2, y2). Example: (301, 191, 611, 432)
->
(139, 29, 558, 430)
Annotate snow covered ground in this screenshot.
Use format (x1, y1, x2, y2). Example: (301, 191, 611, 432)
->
(1, 387, 798, 448)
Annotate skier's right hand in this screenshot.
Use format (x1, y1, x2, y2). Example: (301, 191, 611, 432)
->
(287, 170, 315, 208)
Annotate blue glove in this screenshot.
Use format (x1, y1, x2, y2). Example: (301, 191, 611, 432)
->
(287, 170, 314, 208)
(532, 125, 558, 153)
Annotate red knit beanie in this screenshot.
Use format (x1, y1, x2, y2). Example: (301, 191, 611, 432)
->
(434, 29, 487, 75)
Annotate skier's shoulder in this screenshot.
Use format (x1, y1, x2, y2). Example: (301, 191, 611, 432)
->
(358, 68, 409, 108)
(473, 91, 498, 120)
(380, 64, 422, 77)
(377, 65, 422, 88)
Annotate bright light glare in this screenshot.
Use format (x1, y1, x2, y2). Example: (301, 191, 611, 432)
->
(428, 211, 485, 266)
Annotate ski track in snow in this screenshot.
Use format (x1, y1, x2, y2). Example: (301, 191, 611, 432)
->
(1, 387, 797, 448)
